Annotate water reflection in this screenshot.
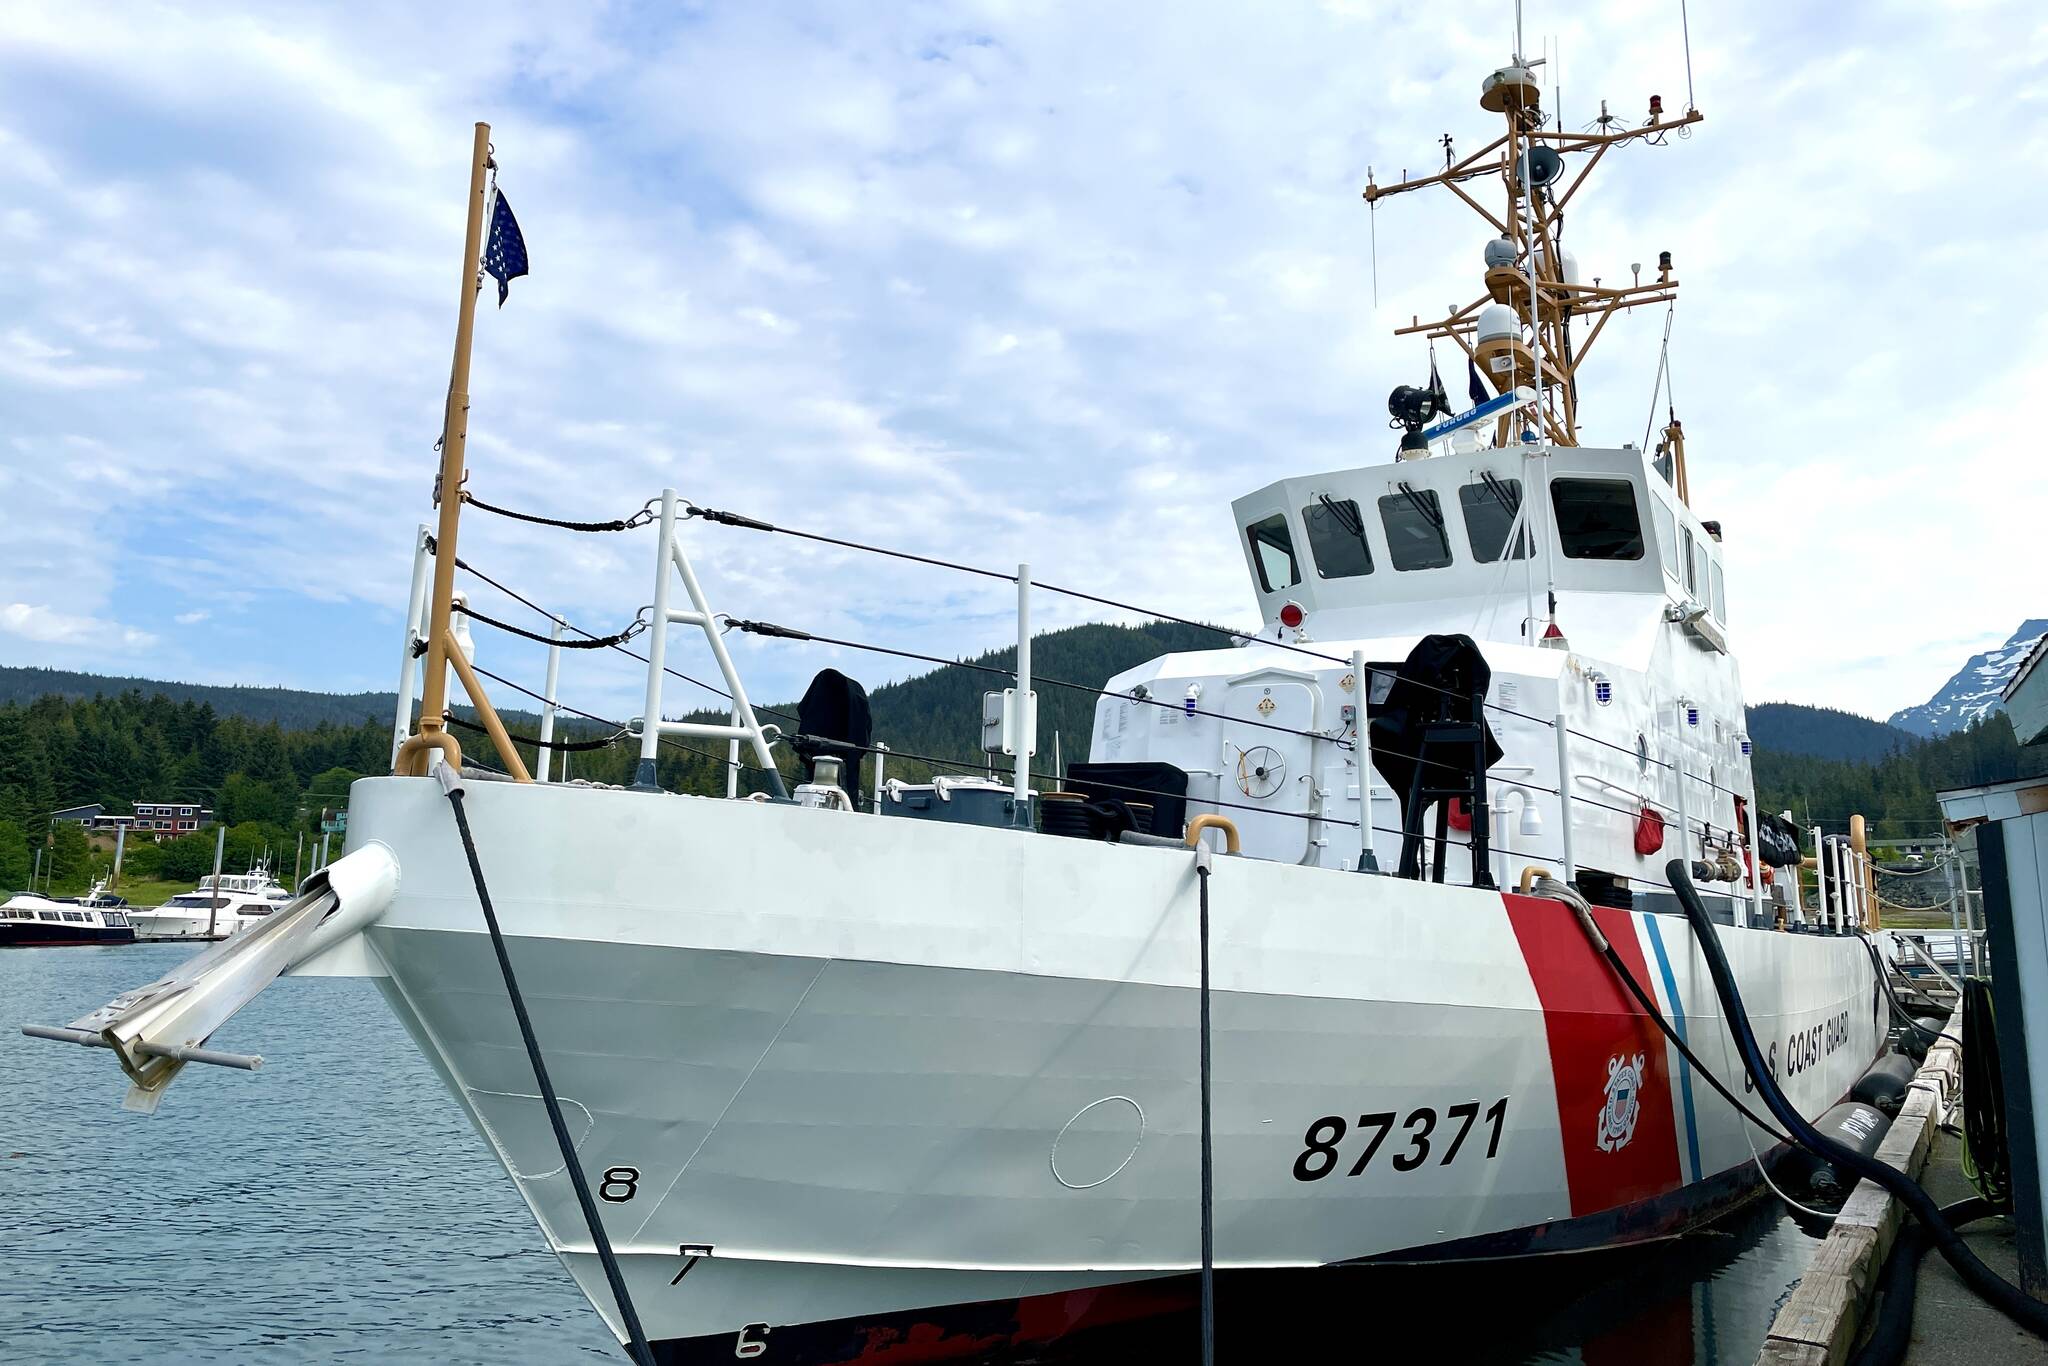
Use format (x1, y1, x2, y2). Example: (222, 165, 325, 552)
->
(1015, 1193, 1823, 1365)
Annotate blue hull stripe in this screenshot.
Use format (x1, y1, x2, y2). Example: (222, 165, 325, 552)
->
(1643, 915, 1702, 1184)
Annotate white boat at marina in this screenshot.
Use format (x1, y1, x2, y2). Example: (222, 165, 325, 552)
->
(32, 39, 1907, 1366)
(129, 864, 293, 942)
(0, 880, 136, 947)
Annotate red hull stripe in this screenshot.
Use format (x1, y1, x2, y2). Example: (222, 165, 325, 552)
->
(1503, 893, 1683, 1217)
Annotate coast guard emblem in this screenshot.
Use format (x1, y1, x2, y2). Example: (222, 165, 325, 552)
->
(1596, 1053, 1645, 1152)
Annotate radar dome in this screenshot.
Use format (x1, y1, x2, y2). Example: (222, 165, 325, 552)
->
(1476, 304, 1519, 343)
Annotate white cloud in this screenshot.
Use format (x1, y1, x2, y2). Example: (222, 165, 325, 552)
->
(0, 0, 2038, 725)
(1, 602, 156, 650)
(175, 610, 210, 625)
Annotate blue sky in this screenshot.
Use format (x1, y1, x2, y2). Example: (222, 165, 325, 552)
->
(1, 0, 2042, 724)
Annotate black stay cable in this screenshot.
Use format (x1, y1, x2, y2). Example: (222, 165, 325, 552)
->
(462, 490, 656, 534)
(1666, 858, 2048, 1342)
(451, 601, 644, 650)
(445, 712, 627, 754)
(435, 770, 656, 1366)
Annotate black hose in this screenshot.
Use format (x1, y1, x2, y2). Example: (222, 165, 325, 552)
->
(1590, 934, 1794, 1146)
(1847, 1196, 2003, 1366)
(442, 776, 657, 1366)
(1196, 858, 1216, 1366)
(1665, 859, 2048, 1341)
(1961, 978, 2011, 1206)
(1854, 932, 1945, 1044)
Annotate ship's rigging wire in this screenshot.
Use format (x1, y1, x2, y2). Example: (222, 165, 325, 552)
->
(449, 601, 644, 650)
(1680, 0, 1697, 114)
(444, 712, 628, 754)
(459, 489, 658, 534)
(435, 768, 658, 1366)
(672, 500, 1738, 786)
(447, 540, 1767, 848)
(1642, 303, 1677, 453)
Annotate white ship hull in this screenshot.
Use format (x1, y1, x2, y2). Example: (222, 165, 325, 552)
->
(324, 775, 1883, 1361)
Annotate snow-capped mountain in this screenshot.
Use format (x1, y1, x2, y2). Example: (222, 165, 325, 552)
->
(1887, 619, 2048, 738)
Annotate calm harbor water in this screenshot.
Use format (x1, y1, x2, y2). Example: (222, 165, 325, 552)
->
(3, 944, 1823, 1364)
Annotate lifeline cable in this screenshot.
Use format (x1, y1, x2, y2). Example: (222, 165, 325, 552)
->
(679, 498, 1748, 786)
(462, 490, 656, 534)
(435, 766, 656, 1366)
(445, 712, 628, 754)
(451, 601, 643, 649)
(1666, 858, 2048, 1341)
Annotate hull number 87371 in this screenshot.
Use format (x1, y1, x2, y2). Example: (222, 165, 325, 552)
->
(1292, 1098, 1509, 1182)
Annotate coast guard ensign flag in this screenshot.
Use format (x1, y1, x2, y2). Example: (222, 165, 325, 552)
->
(483, 189, 528, 307)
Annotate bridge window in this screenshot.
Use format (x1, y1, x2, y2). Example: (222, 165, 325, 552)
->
(1711, 560, 1727, 621)
(1302, 497, 1374, 578)
(1682, 527, 1698, 594)
(1654, 500, 1679, 580)
(1378, 486, 1453, 570)
(1246, 514, 1301, 593)
(1458, 477, 1531, 563)
(1553, 478, 1644, 560)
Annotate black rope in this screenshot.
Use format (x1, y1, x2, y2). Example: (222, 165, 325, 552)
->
(446, 713, 627, 753)
(1196, 856, 1217, 1366)
(463, 490, 656, 533)
(438, 776, 656, 1366)
(1562, 896, 1794, 1146)
(453, 602, 643, 649)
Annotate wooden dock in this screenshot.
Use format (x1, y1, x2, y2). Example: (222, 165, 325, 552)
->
(1755, 1017, 1963, 1365)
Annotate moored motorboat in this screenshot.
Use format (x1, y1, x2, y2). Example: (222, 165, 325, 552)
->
(129, 862, 294, 942)
(0, 880, 136, 947)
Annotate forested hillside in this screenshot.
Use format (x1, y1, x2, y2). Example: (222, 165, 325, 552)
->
(0, 666, 391, 729)
(1747, 702, 1916, 765)
(0, 620, 1231, 893)
(6, 625, 2043, 895)
(1751, 711, 2046, 835)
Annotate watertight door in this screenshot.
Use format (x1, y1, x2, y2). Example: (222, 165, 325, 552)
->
(1221, 678, 1317, 861)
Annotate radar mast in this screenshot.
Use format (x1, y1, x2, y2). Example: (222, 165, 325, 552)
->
(1363, 62, 1702, 450)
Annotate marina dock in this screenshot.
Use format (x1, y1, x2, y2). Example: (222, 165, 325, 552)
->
(1757, 1003, 2043, 1366)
